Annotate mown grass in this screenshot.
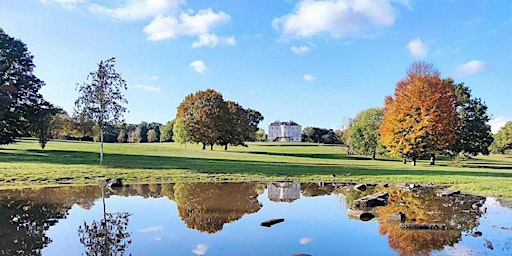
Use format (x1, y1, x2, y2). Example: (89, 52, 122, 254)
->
(1, 139, 511, 200)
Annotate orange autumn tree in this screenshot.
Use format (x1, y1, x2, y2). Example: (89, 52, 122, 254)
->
(380, 62, 458, 165)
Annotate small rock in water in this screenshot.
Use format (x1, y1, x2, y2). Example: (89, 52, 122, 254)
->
(261, 218, 284, 227)
(470, 231, 483, 237)
(484, 239, 494, 250)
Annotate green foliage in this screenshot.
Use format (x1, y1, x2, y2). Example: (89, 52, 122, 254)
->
(255, 128, 266, 142)
(30, 104, 61, 149)
(128, 126, 142, 143)
(172, 118, 189, 145)
(449, 79, 493, 156)
(160, 119, 174, 142)
(0, 30, 48, 144)
(302, 127, 342, 144)
(348, 108, 384, 159)
(491, 121, 512, 154)
(147, 129, 158, 143)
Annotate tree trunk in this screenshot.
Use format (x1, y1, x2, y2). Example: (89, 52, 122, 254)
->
(402, 156, 407, 164)
(210, 144, 213, 150)
(411, 155, 416, 166)
(224, 144, 228, 151)
(372, 151, 376, 160)
(202, 143, 206, 150)
(100, 127, 104, 165)
(429, 154, 436, 165)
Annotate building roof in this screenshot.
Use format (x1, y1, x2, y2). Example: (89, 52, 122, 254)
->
(270, 120, 300, 126)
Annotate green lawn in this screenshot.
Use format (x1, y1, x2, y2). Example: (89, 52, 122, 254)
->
(1, 139, 511, 200)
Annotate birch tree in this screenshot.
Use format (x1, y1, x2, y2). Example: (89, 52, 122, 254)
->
(75, 57, 127, 164)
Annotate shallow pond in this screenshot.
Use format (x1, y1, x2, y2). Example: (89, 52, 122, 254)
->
(0, 182, 511, 255)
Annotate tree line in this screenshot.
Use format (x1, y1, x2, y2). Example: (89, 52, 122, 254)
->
(3, 30, 512, 166)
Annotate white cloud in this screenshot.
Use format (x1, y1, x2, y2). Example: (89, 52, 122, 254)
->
(489, 116, 511, 133)
(87, 0, 183, 21)
(143, 8, 231, 41)
(453, 60, 490, 77)
(291, 45, 311, 54)
(138, 226, 164, 233)
(192, 33, 236, 48)
(40, 0, 86, 9)
(406, 37, 427, 58)
(299, 237, 312, 245)
(134, 84, 162, 92)
(302, 74, 316, 81)
(273, 0, 402, 39)
(151, 75, 159, 81)
(190, 60, 207, 73)
(192, 244, 208, 255)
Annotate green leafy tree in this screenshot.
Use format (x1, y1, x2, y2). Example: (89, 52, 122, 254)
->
(30, 103, 61, 149)
(255, 128, 266, 142)
(75, 57, 127, 164)
(246, 108, 264, 140)
(491, 121, 512, 154)
(348, 108, 384, 160)
(72, 111, 95, 139)
(172, 118, 189, 145)
(160, 119, 174, 142)
(302, 127, 342, 144)
(0, 29, 48, 144)
(128, 126, 142, 143)
(447, 79, 493, 156)
(147, 129, 158, 143)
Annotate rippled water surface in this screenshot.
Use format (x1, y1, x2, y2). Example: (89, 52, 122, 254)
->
(0, 182, 511, 255)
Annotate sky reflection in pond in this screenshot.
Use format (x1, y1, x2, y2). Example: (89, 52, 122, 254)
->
(0, 182, 510, 255)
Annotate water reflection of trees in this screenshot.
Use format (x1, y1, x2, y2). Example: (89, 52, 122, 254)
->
(174, 182, 264, 233)
(0, 186, 99, 255)
(376, 188, 484, 256)
(77, 185, 132, 256)
(78, 212, 131, 256)
(300, 182, 336, 197)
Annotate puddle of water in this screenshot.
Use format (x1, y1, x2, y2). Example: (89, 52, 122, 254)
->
(0, 182, 510, 255)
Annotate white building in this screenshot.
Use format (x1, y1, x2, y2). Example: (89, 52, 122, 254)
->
(268, 121, 302, 142)
(267, 182, 300, 203)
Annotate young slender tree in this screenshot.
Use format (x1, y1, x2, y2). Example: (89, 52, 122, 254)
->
(75, 57, 127, 164)
(380, 62, 458, 165)
(30, 102, 61, 149)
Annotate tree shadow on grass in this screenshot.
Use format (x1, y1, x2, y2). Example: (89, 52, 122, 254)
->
(236, 151, 396, 162)
(1, 149, 512, 179)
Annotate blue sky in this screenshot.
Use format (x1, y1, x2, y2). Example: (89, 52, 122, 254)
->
(1, 0, 511, 132)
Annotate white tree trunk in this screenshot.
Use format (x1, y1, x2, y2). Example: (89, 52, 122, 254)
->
(100, 127, 104, 165)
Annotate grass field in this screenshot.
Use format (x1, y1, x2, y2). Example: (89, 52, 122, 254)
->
(1, 139, 511, 200)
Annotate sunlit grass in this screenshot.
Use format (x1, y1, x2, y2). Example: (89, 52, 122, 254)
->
(0, 139, 511, 199)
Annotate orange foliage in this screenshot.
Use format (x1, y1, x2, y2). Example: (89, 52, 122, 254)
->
(380, 62, 458, 160)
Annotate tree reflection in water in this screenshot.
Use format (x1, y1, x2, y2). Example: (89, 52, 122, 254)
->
(376, 188, 484, 256)
(174, 182, 264, 233)
(77, 185, 132, 256)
